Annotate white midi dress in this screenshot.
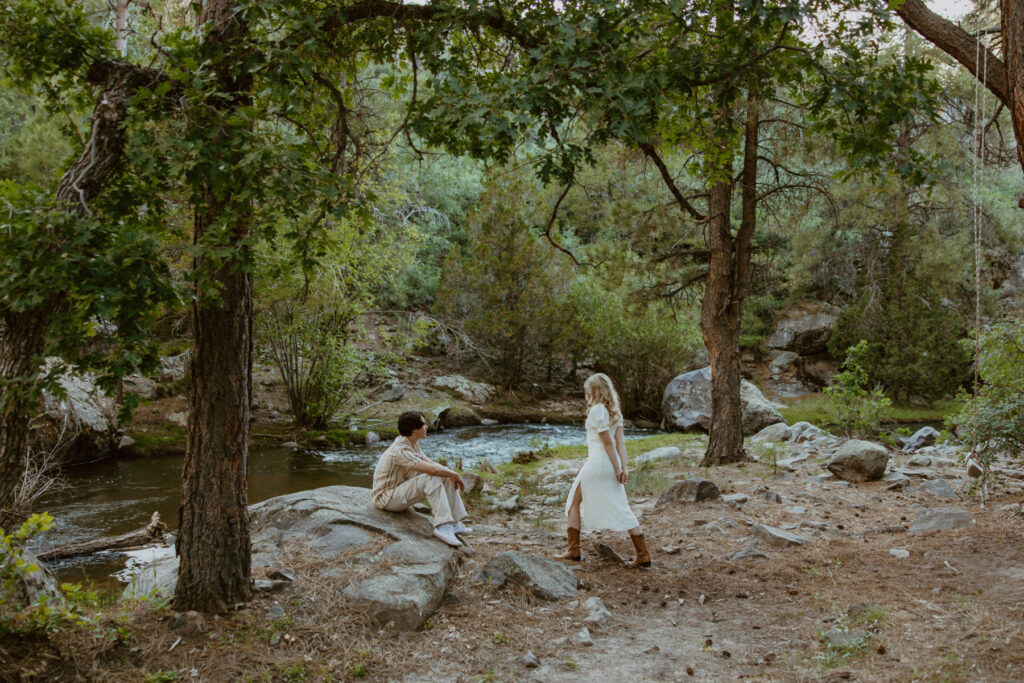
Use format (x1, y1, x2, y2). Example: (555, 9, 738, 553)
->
(565, 403, 640, 531)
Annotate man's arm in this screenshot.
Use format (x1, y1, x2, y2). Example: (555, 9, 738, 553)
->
(410, 460, 466, 492)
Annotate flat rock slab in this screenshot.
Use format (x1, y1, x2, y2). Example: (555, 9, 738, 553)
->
(485, 551, 577, 601)
(657, 478, 720, 505)
(916, 480, 960, 501)
(634, 446, 683, 465)
(826, 440, 889, 482)
(343, 561, 453, 631)
(909, 507, 975, 535)
(751, 523, 809, 548)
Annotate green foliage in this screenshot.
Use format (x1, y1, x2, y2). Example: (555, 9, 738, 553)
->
(0, 513, 100, 637)
(435, 171, 576, 387)
(573, 277, 702, 419)
(949, 319, 1024, 462)
(825, 341, 892, 438)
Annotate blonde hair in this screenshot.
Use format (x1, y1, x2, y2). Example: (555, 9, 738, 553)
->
(584, 373, 622, 425)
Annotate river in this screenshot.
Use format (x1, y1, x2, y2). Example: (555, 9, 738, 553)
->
(31, 422, 657, 583)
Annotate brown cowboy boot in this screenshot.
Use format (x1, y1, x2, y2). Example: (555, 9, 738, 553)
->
(626, 532, 651, 568)
(555, 527, 581, 561)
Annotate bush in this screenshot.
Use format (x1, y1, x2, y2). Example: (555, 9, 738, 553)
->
(825, 340, 892, 438)
(1, 513, 98, 637)
(574, 279, 702, 419)
(948, 318, 1024, 462)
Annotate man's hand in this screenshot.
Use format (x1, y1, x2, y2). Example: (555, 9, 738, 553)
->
(449, 472, 466, 492)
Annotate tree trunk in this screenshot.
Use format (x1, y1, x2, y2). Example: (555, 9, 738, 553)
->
(896, 0, 1024, 177)
(173, 0, 253, 613)
(700, 87, 759, 467)
(0, 311, 48, 529)
(114, 0, 131, 57)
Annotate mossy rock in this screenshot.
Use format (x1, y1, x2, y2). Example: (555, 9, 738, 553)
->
(439, 405, 481, 428)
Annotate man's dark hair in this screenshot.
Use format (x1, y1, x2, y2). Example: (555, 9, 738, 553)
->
(397, 411, 426, 437)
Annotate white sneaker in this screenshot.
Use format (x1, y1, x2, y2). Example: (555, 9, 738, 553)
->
(433, 523, 463, 547)
(453, 521, 474, 535)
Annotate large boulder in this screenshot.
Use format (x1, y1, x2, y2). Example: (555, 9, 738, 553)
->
(124, 486, 458, 630)
(35, 361, 119, 462)
(662, 367, 784, 435)
(909, 507, 975, 534)
(10, 549, 61, 607)
(901, 426, 940, 452)
(826, 440, 889, 482)
(766, 302, 840, 355)
(431, 375, 497, 405)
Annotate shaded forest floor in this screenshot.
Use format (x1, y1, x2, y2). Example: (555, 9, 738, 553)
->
(4, 446, 1024, 682)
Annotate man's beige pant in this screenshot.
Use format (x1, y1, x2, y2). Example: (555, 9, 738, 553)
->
(382, 474, 466, 527)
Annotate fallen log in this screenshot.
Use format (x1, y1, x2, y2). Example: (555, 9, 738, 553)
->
(38, 511, 167, 562)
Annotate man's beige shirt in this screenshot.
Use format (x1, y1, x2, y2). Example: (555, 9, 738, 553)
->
(372, 436, 428, 508)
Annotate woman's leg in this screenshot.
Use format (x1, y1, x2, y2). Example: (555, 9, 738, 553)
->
(556, 484, 583, 560)
(625, 523, 650, 568)
(567, 484, 583, 530)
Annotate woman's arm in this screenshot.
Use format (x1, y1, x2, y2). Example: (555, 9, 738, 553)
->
(598, 430, 622, 479)
(614, 425, 628, 483)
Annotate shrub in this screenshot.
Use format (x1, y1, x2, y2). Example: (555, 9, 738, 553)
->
(825, 340, 892, 438)
(948, 318, 1024, 463)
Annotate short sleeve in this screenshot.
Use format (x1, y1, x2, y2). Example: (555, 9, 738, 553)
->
(587, 404, 611, 432)
(391, 444, 421, 468)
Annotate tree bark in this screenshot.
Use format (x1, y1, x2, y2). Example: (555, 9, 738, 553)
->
(896, 0, 1024, 175)
(173, 0, 253, 613)
(700, 87, 759, 467)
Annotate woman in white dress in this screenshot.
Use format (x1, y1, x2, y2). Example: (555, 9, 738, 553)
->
(556, 373, 650, 568)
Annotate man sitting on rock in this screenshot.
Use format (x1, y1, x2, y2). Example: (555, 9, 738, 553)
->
(372, 411, 471, 547)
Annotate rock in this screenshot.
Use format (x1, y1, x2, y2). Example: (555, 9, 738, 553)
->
(721, 493, 749, 505)
(483, 551, 577, 601)
(766, 301, 839, 355)
(365, 431, 380, 447)
(777, 455, 810, 470)
(481, 418, 500, 426)
(661, 545, 681, 555)
(750, 422, 791, 444)
(478, 460, 499, 474)
(121, 551, 179, 600)
(916, 480, 960, 500)
(36, 361, 119, 461)
(490, 495, 520, 512)
(821, 628, 866, 649)
(724, 547, 768, 561)
(792, 424, 826, 443)
(438, 405, 482, 428)
(750, 523, 809, 547)
(763, 491, 782, 504)
(172, 610, 205, 635)
(826, 441, 889, 482)
(889, 549, 910, 559)
(344, 561, 453, 630)
(583, 597, 612, 630)
(634, 446, 683, 465)
(520, 651, 540, 668)
(117, 435, 136, 450)
(8, 549, 61, 608)
(907, 454, 932, 467)
(657, 478, 720, 505)
(902, 426, 940, 452)
(122, 374, 159, 399)
(462, 472, 482, 494)
(253, 579, 290, 592)
(267, 605, 286, 621)
(595, 543, 625, 565)
(167, 411, 188, 428)
(159, 351, 189, 382)
(268, 567, 297, 582)
(770, 350, 800, 374)
(785, 506, 807, 515)
(909, 507, 975, 535)
(661, 367, 784, 436)
(475, 565, 507, 588)
(431, 375, 496, 404)
(572, 627, 594, 647)
(281, 441, 300, 449)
